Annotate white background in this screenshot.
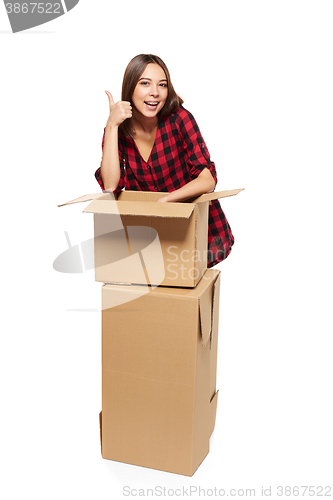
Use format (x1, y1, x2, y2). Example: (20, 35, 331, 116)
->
(1, 1, 332, 498)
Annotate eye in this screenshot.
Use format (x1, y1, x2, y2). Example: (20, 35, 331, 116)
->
(140, 81, 149, 86)
(160, 83, 168, 88)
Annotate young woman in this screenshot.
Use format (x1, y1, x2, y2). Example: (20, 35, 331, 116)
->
(95, 54, 234, 267)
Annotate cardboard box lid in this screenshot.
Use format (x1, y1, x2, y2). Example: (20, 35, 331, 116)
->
(191, 188, 244, 203)
(58, 192, 194, 218)
(82, 199, 195, 219)
(58, 188, 244, 214)
(57, 192, 111, 207)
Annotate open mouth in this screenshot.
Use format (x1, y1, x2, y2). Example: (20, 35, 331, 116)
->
(144, 101, 159, 110)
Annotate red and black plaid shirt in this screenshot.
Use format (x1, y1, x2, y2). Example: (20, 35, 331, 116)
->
(95, 106, 234, 267)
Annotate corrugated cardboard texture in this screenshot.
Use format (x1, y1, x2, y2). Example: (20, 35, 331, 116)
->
(101, 269, 221, 476)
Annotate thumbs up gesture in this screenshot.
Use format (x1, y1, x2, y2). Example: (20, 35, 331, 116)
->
(105, 91, 132, 128)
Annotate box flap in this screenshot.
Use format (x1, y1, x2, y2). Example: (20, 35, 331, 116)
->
(211, 272, 221, 346)
(198, 280, 214, 347)
(193, 188, 244, 203)
(199, 299, 212, 347)
(198, 270, 221, 347)
(209, 391, 219, 436)
(83, 199, 195, 218)
(58, 188, 244, 207)
(99, 411, 102, 455)
(58, 192, 113, 207)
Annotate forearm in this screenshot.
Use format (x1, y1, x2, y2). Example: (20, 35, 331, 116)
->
(158, 168, 216, 202)
(100, 126, 121, 191)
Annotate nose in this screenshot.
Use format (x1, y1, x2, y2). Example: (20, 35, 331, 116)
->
(150, 84, 159, 97)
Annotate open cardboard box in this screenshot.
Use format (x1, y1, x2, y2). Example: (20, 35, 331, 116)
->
(100, 268, 221, 476)
(59, 188, 243, 287)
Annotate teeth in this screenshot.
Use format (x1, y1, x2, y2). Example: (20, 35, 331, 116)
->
(146, 102, 158, 105)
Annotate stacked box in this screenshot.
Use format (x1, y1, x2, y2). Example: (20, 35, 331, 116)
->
(100, 269, 220, 476)
(59, 188, 242, 475)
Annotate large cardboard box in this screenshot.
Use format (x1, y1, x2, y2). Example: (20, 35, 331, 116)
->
(100, 268, 221, 476)
(59, 189, 242, 287)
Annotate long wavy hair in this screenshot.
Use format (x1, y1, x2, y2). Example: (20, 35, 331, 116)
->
(119, 54, 184, 138)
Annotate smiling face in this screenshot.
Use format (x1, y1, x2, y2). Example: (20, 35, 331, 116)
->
(131, 63, 168, 119)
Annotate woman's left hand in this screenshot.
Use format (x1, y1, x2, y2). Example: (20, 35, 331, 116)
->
(156, 195, 170, 202)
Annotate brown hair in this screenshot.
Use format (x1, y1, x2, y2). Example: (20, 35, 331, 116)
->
(119, 54, 184, 138)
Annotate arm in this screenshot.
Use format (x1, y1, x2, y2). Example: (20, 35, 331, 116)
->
(101, 126, 121, 191)
(157, 108, 217, 202)
(157, 168, 215, 202)
(100, 91, 132, 191)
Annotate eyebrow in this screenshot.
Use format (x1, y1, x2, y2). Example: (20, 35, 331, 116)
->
(138, 77, 168, 82)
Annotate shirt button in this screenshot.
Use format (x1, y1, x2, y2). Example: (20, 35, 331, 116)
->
(147, 165, 151, 169)
(154, 186, 158, 190)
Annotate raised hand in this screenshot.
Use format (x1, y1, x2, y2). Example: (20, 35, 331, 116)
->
(105, 90, 132, 128)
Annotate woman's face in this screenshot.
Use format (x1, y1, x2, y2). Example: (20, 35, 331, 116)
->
(131, 63, 168, 119)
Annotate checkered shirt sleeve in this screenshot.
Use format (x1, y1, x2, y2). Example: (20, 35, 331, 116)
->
(176, 108, 217, 185)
